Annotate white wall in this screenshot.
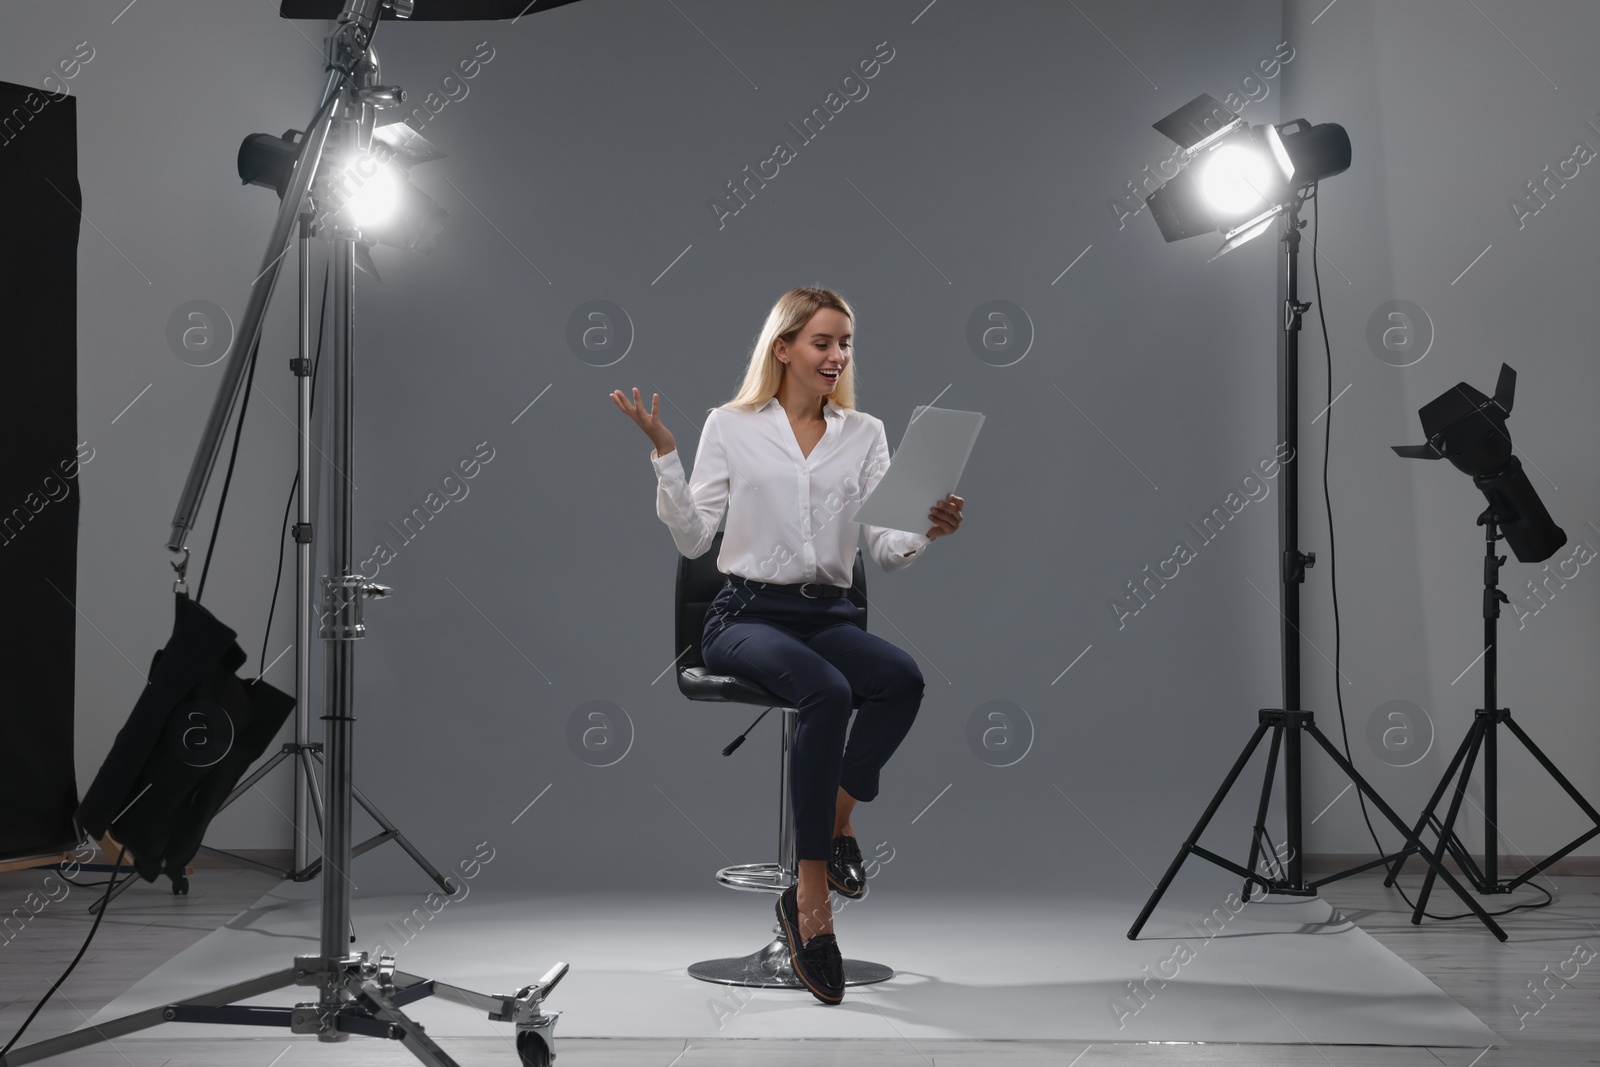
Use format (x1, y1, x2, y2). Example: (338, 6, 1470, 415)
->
(1282, 0, 1600, 861)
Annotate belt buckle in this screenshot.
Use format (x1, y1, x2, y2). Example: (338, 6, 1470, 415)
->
(800, 582, 820, 599)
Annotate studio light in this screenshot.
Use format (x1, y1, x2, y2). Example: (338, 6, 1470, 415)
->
(1128, 93, 1515, 941)
(1144, 93, 1351, 259)
(236, 117, 448, 255)
(1392, 363, 1567, 563)
(1384, 362, 1595, 924)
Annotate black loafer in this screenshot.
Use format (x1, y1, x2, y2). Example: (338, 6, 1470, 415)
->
(828, 834, 866, 898)
(776, 884, 844, 1004)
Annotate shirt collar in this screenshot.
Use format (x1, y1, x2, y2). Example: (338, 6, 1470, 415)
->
(762, 396, 844, 420)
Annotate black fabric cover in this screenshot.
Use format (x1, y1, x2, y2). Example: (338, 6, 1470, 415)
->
(0, 79, 83, 861)
(77, 594, 295, 882)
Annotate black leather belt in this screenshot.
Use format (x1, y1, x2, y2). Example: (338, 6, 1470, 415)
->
(728, 574, 850, 599)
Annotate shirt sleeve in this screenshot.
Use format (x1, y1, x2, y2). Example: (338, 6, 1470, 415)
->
(650, 411, 728, 560)
(860, 417, 931, 573)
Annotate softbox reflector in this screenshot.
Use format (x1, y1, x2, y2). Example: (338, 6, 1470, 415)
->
(77, 593, 295, 882)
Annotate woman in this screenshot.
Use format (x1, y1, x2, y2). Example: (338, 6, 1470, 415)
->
(610, 286, 964, 1005)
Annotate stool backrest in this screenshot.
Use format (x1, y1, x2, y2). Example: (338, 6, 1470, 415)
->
(674, 531, 868, 671)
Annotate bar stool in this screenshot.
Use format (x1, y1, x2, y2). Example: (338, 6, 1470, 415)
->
(674, 531, 893, 989)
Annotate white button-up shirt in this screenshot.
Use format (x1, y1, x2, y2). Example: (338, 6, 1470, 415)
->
(651, 396, 930, 587)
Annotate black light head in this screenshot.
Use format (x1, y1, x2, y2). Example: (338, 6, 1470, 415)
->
(237, 130, 303, 199)
(1275, 119, 1352, 187)
(1392, 364, 1565, 562)
(1407, 379, 1513, 478)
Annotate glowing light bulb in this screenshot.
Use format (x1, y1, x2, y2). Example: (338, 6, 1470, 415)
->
(348, 163, 402, 228)
(1199, 145, 1272, 215)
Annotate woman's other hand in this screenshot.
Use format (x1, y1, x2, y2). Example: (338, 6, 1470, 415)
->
(611, 387, 676, 456)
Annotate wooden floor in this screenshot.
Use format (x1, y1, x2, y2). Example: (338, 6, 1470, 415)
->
(0, 866, 1595, 1066)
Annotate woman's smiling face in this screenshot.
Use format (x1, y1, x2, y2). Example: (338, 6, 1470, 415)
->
(777, 307, 852, 396)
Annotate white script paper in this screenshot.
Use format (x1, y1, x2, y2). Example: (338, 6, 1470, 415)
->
(853, 405, 984, 535)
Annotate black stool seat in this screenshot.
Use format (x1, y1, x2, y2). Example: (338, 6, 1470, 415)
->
(677, 667, 784, 707)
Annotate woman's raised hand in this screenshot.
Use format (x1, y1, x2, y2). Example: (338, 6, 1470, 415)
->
(610, 387, 676, 456)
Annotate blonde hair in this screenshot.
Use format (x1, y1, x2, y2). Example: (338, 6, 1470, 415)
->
(720, 286, 858, 413)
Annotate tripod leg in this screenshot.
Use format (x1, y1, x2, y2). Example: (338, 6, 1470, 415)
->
(1304, 724, 1506, 940)
(1244, 726, 1284, 897)
(192, 845, 293, 879)
(1503, 716, 1600, 824)
(303, 750, 452, 893)
(1385, 720, 1480, 887)
(1412, 721, 1485, 922)
(299, 748, 325, 831)
(214, 745, 294, 811)
(0, 968, 297, 1066)
(350, 978, 463, 1067)
(350, 782, 457, 895)
(1497, 715, 1600, 888)
(1128, 723, 1272, 940)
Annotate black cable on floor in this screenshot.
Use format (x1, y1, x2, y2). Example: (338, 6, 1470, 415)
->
(1309, 185, 1552, 921)
(54, 872, 114, 889)
(0, 849, 129, 1059)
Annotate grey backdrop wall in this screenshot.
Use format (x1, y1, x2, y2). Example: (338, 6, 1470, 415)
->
(8, 1, 1591, 899)
(334, 0, 1295, 894)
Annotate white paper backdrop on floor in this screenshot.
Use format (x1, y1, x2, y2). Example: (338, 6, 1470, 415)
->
(90, 881, 1498, 1046)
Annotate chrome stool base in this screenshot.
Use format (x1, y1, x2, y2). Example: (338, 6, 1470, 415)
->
(688, 920, 894, 987)
(715, 861, 789, 892)
(686, 698, 893, 989)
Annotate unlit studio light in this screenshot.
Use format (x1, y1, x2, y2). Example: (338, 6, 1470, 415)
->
(1393, 364, 1567, 564)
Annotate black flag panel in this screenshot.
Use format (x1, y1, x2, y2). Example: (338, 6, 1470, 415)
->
(0, 78, 83, 862)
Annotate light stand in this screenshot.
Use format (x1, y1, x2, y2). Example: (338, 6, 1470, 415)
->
(1381, 365, 1599, 917)
(2, 4, 567, 1065)
(171, 208, 455, 888)
(1126, 190, 1511, 942)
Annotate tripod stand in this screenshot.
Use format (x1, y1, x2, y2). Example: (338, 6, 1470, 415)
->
(3, 6, 566, 1065)
(1383, 507, 1600, 921)
(1126, 199, 1510, 942)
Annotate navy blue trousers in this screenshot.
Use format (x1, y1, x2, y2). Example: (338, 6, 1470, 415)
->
(701, 576, 924, 862)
